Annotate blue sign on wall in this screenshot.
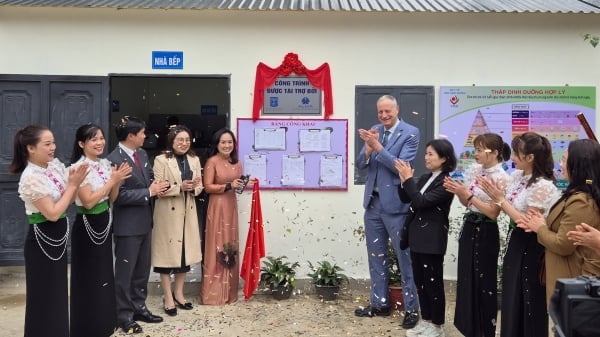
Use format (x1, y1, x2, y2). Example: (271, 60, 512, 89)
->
(152, 51, 183, 69)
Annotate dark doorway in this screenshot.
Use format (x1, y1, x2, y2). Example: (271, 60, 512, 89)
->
(354, 86, 435, 184)
(109, 75, 230, 165)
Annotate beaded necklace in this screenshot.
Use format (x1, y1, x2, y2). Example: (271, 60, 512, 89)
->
(82, 158, 112, 245)
(34, 163, 69, 260)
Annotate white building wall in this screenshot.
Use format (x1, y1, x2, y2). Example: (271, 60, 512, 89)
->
(2, 8, 600, 280)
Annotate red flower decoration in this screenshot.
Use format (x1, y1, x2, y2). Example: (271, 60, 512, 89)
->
(252, 52, 333, 121)
(278, 53, 306, 76)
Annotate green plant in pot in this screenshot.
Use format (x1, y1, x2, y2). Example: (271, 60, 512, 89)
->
(387, 239, 404, 311)
(259, 255, 300, 300)
(307, 260, 349, 301)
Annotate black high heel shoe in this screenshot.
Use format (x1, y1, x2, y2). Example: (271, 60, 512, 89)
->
(163, 299, 177, 316)
(173, 292, 193, 310)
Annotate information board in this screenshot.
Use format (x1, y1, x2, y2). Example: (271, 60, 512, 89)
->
(439, 85, 596, 188)
(237, 118, 348, 190)
(262, 76, 322, 116)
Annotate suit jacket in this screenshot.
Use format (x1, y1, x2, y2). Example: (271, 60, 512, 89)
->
(399, 172, 454, 255)
(537, 192, 600, 305)
(107, 145, 154, 236)
(356, 119, 419, 214)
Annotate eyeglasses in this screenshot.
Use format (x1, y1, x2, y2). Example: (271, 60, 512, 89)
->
(175, 138, 191, 143)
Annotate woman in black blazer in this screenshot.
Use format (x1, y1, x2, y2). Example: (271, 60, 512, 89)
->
(395, 139, 457, 337)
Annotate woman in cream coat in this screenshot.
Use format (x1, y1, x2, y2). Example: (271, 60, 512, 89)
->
(152, 125, 203, 316)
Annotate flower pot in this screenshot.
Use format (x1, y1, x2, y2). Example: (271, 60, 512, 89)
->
(388, 285, 405, 311)
(315, 284, 340, 301)
(272, 285, 293, 300)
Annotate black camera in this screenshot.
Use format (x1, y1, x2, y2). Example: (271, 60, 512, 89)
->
(235, 174, 250, 194)
(550, 276, 600, 337)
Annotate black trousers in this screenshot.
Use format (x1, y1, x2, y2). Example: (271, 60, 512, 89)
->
(114, 232, 152, 324)
(410, 251, 445, 325)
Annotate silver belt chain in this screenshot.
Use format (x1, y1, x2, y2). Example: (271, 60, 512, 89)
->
(33, 217, 70, 261)
(82, 206, 112, 246)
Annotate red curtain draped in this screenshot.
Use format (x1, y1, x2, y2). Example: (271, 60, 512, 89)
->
(240, 180, 265, 300)
(252, 53, 333, 121)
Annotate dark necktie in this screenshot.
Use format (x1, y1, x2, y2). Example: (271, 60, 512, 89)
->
(382, 130, 391, 146)
(132, 151, 142, 171)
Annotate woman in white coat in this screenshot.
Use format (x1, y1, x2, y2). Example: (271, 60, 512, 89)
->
(152, 125, 203, 316)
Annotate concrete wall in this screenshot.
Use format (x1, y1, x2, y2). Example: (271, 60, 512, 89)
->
(2, 7, 600, 280)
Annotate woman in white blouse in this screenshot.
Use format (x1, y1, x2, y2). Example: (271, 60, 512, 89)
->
(478, 132, 560, 337)
(443, 133, 511, 337)
(69, 124, 131, 337)
(9, 125, 88, 337)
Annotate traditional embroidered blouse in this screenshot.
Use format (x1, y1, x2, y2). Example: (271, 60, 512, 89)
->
(505, 169, 560, 216)
(72, 157, 113, 206)
(18, 158, 68, 215)
(464, 163, 510, 213)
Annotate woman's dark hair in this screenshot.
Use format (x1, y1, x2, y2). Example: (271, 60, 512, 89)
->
(9, 125, 50, 174)
(209, 128, 238, 164)
(473, 133, 511, 162)
(426, 138, 457, 173)
(70, 123, 104, 164)
(562, 139, 600, 209)
(164, 125, 196, 157)
(511, 132, 556, 187)
(114, 116, 145, 141)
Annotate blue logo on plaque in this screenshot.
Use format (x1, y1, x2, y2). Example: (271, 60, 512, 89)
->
(301, 97, 310, 105)
(269, 97, 279, 107)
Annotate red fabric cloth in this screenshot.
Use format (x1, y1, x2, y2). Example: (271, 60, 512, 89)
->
(252, 53, 333, 121)
(240, 180, 265, 300)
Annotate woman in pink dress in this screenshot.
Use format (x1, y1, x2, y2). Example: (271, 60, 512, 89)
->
(201, 128, 247, 305)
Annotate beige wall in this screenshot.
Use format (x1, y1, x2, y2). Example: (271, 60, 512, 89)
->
(2, 7, 600, 280)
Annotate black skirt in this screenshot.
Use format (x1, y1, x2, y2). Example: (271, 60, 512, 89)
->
(24, 219, 69, 337)
(454, 212, 499, 337)
(500, 227, 548, 337)
(70, 211, 116, 337)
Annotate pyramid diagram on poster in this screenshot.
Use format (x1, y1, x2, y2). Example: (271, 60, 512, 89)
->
(453, 110, 492, 178)
(464, 110, 491, 148)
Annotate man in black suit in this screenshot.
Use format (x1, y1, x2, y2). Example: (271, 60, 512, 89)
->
(108, 116, 170, 334)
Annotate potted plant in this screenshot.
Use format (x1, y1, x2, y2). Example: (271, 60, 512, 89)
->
(387, 239, 404, 311)
(307, 260, 349, 301)
(259, 255, 300, 300)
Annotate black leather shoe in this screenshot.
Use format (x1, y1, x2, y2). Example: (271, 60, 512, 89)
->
(120, 320, 143, 334)
(173, 292, 193, 310)
(133, 310, 164, 323)
(354, 305, 391, 317)
(402, 311, 419, 329)
(164, 306, 177, 316)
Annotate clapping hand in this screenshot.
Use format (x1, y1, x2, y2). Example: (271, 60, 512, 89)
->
(151, 180, 170, 197)
(111, 162, 132, 185)
(475, 175, 503, 201)
(516, 209, 545, 233)
(182, 179, 195, 192)
(68, 162, 89, 187)
(567, 223, 600, 254)
(443, 176, 467, 196)
(394, 160, 413, 183)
